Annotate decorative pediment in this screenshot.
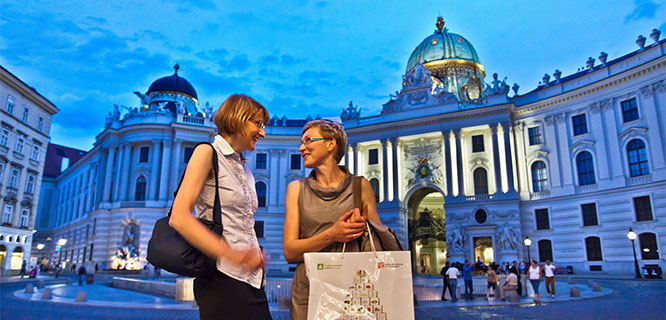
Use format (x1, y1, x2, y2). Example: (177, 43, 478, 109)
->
(254, 173, 269, 181)
(526, 150, 549, 161)
(569, 140, 595, 154)
(285, 173, 304, 182)
(468, 157, 489, 167)
(618, 126, 648, 142)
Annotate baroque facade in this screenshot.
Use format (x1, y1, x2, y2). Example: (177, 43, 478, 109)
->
(37, 20, 665, 276)
(0, 65, 59, 272)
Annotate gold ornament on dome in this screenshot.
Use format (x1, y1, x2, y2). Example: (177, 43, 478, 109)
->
(431, 38, 438, 45)
(436, 17, 445, 32)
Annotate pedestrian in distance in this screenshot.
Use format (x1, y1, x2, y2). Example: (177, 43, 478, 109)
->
(168, 94, 272, 320)
(446, 264, 460, 302)
(440, 262, 452, 301)
(463, 259, 474, 299)
(528, 260, 542, 301)
(500, 271, 519, 301)
(509, 260, 522, 296)
(283, 120, 385, 320)
(486, 265, 498, 300)
(77, 265, 87, 286)
(19, 260, 27, 278)
(543, 259, 556, 298)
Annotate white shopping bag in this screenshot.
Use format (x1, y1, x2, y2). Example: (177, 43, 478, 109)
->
(304, 224, 414, 320)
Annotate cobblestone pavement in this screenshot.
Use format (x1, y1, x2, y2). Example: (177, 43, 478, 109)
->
(2, 277, 663, 319)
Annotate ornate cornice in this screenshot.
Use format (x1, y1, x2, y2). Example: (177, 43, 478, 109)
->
(640, 85, 654, 98)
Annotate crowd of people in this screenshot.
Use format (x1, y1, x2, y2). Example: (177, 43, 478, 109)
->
(440, 258, 558, 302)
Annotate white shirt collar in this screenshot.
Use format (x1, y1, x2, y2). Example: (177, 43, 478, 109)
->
(214, 135, 247, 162)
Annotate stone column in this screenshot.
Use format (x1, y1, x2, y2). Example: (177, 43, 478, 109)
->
(554, 113, 573, 189)
(351, 143, 358, 176)
(443, 132, 453, 196)
(158, 141, 172, 201)
(543, 117, 562, 190)
(169, 139, 182, 201)
(102, 146, 116, 202)
(277, 150, 287, 205)
(502, 122, 516, 192)
(118, 144, 132, 201)
(85, 164, 94, 211)
(382, 139, 389, 202)
(390, 138, 399, 201)
(112, 145, 124, 201)
(589, 103, 610, 181)
(602, 99, 624, 180)
(269, 149, 280, 206)
(454, 129, 464, 196)
(149, 140, 161, 200)
(491, 124, 503, 194)
(640, 83, 666, 169)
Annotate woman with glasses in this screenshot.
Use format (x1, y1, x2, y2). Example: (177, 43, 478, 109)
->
(169, 94, 272, 319)
(283, 119, 383, 320)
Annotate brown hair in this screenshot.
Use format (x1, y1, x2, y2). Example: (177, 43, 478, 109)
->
(213, 94, 269, 135)
(301, 119, 347, 163)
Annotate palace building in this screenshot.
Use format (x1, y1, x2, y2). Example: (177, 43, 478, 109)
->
(35, 19, 665, 276)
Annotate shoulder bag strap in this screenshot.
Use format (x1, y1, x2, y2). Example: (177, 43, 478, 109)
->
(352, 176, 363, 210)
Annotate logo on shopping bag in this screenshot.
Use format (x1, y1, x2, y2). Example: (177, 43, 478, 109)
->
(317, 263, 324, 270)
(378, 262, 385, 269)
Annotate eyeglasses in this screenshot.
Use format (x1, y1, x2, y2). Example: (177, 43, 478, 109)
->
(250, 119, 265, 129)
(300, 137, 328, 146)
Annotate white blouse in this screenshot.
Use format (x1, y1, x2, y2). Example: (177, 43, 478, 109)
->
(194, 135, 263, 289)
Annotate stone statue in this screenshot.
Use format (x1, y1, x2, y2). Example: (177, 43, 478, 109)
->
(340, 101, 361, 120)
(133, 91, 150, 106)
(112, 105, 121, 121)
(176, 100, 186, 115)
(447, 224, 465, 254)
(497, 223, 520, 251)
(430, 77, 444, 96)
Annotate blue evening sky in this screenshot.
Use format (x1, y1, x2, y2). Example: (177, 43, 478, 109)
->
(1, 0, 664, 150)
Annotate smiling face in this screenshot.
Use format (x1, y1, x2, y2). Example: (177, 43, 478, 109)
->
(299, 126, 334, 168)
(240, 113, 266, 152)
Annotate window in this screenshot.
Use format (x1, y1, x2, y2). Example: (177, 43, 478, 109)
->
(474, 209, 487, 224)
(585, 237, 603, 261)
(139, 147, 149, 163)
(621, 98, 639, 123)
(254, 220, 264, 238)
(0, 127, 9, 146)
(134, 176, 147, 201)
(15, 134, 25, 154)
(255, 153, 267, 169)
(369, 178, 380, 202)
(37, 117, 44, 131)
(22, 106, 29, 122)
(531, 161, 547, 192)
(31, 145, 40, 160)
(2, 204, 13, 224)
(6, 95, 15, 114)
(255, 181, 267, 207)
(472, 135, 485, 152)
(535, 209, 550, 230)
(633, 196, 653, 221)
(576, 152, 596, 185)
(538, 239, 553, 262)
(9, 168, 20, 188)
(581, 203, 598, 226)
(89, 243, 94, 261)
(25, 174, 36, 194)
(368, 148, 379, 165)
(639, 233, 659, 260)
(473, 168, 488, 195)
(572, 114, 588, 136)
(183, 147, 194, 163)
(528, 126, 543, 145)
(19, 209, 29, 228)
(627, 139, 649, 177)
(0, 162, 4, 181)
(290, 154, 301, 170)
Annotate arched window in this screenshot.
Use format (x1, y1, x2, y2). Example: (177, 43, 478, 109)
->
(473, 168, 488, 195)
(531, 161, 547, 192)
(627, 139, 649, 177)
(134, 176, 147, 201)
(255, 182, 267, 207)
(585, 236, 602, 261)
(576, 152, 596, 186)
(369, 178, 380, 203)
(538, 239, 553, 262)
(639, 233, 659, 260)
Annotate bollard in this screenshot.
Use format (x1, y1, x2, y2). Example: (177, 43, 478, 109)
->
(75, 290, 87, 302)
(592, 284, 602, 292)
(25, 284, 34, 294)
(36, 280, 45, 288)
(570, 286, 581, 298)
(279, 296, 290, 310)
(41, 288, 53, 299)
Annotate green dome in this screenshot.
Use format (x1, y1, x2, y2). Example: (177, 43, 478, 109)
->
(406, 30, 482, 73)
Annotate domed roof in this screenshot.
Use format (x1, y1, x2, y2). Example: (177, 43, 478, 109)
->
(406, 18, 481, 73)
(146, 64, 198, 99)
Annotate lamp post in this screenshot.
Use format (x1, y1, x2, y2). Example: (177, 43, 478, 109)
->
(627, 228, 642, 279)
(56, 239, 67, 269)
(524, 236, 532, 262)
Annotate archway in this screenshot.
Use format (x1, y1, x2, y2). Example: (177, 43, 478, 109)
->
(406, 187, 446, 276)
(0, 244, 6, 270)
(11, 246, 24, 270)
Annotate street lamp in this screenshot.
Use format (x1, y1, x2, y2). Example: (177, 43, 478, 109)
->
(56, 238, 67, 268)
(524, 236, 532, 262)
(627, 228, 642, 279)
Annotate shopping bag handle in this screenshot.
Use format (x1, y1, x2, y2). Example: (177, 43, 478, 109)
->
(342, 221, 378, 258)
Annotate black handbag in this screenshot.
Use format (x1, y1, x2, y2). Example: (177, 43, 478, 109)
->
(147, 142, 223, 278)
(352, 176, 404, 251)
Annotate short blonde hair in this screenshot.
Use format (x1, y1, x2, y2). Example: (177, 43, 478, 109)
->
(302, 120, 347, 163)
(213, 94, 269, 135)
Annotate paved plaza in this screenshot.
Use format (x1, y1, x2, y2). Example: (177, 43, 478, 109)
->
(1, 275, 664, 319)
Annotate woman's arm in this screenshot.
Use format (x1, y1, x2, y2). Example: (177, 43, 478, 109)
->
(168, 144, 262, 270)
(360, 177, 382, 223)
(283, 180, 366, 263)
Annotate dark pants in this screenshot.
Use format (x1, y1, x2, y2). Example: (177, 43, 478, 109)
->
(194, 270, 272, 320)
(464, 279, 474, 299)
(442, 280, 451, 300)
(449, 279, 458, 300)
(78, 274, 85, 286)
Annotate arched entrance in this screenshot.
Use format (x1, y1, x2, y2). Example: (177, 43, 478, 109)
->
(406, 187, 446, 275)
(0, 244, 6, 270)
(11, 246, 24, 270)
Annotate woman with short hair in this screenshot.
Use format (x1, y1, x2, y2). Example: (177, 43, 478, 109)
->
(169, 94, 272, 319)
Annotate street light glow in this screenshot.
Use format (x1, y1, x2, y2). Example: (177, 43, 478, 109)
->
(524, 236, 532, 246)
(627, 228, 637, 241)
(36, 243, 45, 250)
(57, 238, 67, 246)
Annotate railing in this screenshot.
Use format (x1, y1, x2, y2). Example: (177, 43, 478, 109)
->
(626, 174, 652, 186)
(530, 190, 551, 200)
(466, 194, 494, 201)
(264, 278, 293, 303)
(181, 115, 205, 126)
(575, 184, 598, 193)
(357, 116, 382, 126)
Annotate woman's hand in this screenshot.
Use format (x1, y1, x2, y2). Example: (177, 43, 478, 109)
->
(228, 247, 264, 271)
(325, 210, 367, 243)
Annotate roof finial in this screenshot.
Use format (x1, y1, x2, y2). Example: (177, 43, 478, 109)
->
(436, 16, 445, 32)
(174, 63, 180, 74)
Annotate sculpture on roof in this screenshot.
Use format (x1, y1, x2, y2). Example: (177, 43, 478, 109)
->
(340, 101, 361, 120)
(133, 91, 150, 106)
(403, 63, 433, 88)
(485, 73, 510, 95)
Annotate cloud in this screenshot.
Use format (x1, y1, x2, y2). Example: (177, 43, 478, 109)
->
(226, 54, 251, 71)
(299, 70, 335, 80)
(141, 30, 166, 40)
(625, 0, 661, 23)
(196, 48, 230, 60)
